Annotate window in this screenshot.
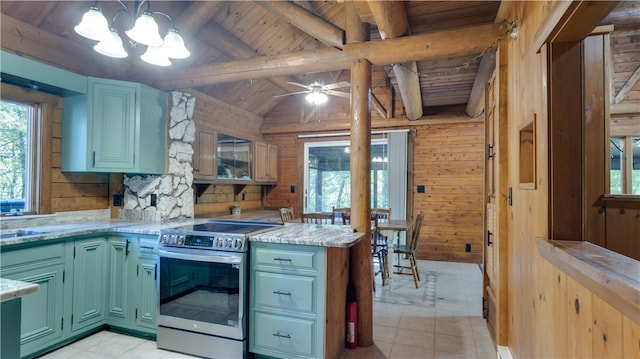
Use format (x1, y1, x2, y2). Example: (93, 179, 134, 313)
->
(302, 131, 408, 219)
(0, 99, 35, 214)
(304, 139, 389, 213)
(610, 136, 640, 195)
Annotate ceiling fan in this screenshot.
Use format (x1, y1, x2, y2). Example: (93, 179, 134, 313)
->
(273, 81, 350, 104)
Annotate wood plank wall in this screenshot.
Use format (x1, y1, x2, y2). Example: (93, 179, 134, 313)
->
(263, 97, 485, 263)
(413, 121, 484, 262)
(505, 2, 640, 358)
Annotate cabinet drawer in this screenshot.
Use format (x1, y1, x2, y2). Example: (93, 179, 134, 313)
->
(138, 237, 158, 255)
(254, 271, 315, 314)
(252, 246, 318, 271)
(253, 312, 315, 358)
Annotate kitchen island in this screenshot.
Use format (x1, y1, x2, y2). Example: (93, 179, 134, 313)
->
(249, 223, 363, 359)
(1, 278, 39, 358)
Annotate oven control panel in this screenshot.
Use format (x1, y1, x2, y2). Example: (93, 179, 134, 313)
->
(159, 233, 245, 252)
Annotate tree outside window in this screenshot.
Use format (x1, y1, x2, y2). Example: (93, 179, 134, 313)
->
(0, 100, 31, 214)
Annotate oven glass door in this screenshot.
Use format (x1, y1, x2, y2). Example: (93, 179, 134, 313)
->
(158, 248, 246, 340)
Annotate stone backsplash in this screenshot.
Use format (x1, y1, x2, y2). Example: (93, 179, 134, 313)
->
(120, 91, 196, 221)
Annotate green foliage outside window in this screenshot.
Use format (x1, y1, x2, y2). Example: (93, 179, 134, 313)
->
(0, 100, 28, 203)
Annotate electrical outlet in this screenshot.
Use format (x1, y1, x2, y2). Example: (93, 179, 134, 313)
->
(150, 194, 157, 207)
(417, 185, 425, 193)
(290, 186, 296, 193)
(465, 243, 471, 252)
(113, 194, 123, 207)
(242, 192, 246, 200)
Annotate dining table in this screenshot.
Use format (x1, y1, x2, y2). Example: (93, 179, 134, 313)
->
(377, 219, 413, 289)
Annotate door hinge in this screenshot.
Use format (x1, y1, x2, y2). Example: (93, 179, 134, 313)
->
(61, 317, 64, 330)
(486, 144, 494, 160)
(73, 246, 76, 258)
(137, 264, 139, 276)
(71, 314, 74, 324)
(62, 270, 65, 283)
(154, 263, 157, 281)
(135, 308, 138, 319)
(507, 187, 513, 206)
(482, 297, 487, 319)
(487, 231, 493, 247)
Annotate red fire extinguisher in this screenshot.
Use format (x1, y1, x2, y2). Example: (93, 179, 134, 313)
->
(346, 287, 358, 349)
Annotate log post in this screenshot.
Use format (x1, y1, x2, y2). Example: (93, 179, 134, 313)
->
(350, 58, 373, 347)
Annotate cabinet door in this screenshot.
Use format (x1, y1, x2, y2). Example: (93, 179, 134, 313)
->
(194, 128, 216, 180)
(72, 237, 107, 332)
(254, 142, 277, 182)
(0, 244, 67, 357)
(106, 236, 133, 328)
(135, 257, 158, 331)
(267, 144, 278, 182)
(90, 79, 136, 171)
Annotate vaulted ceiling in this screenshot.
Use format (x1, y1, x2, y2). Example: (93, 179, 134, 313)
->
(1, 1, 638, 121)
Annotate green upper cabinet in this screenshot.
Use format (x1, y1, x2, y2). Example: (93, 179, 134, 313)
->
(62, 77, 167, 174)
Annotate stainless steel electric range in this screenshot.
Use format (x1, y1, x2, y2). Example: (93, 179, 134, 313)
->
(156, 220, 281, 359)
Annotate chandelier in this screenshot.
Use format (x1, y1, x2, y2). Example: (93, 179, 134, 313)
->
(74, 0, 190, 66)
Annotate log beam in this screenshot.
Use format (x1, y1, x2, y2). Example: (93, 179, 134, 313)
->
(466, 49, 496, 117)
(256, 1, 344, 49)
(156, 23, 501, 90)
(614, 64, 640, 104)
(350, 58, 373, 347)
(368, 1, 423, 120)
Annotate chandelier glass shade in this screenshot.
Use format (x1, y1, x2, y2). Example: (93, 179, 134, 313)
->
(74, 1, 190, 66)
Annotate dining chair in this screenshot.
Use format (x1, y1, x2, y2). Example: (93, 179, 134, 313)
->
(371, 207, 391, 249)
(279, 207, 294, 222)
(393, 210, 424, 288)
(342, 213, 387, 291)
(300, 212, 334, 224)
(332, 206, 350, 225)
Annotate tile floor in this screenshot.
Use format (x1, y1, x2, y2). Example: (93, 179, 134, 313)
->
(38, 260, 495, 359)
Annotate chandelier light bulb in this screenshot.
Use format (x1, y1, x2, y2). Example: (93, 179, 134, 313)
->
(74, 6, 111, 41)
(141, 45, 172, 67)
(126, 11, 163, 47)
(94, 29, 128, 58)
(162, 29, 191, 59)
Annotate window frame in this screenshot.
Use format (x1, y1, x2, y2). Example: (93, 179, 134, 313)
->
(0, 83, 57, 216)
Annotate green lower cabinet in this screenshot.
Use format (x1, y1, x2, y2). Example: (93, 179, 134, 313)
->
(72, 237, 107, 332)
(106, 234, 158, 335)
(0, 243, 68, 358)
(250, 242, 326, 359)
(106, 236, 134, 328)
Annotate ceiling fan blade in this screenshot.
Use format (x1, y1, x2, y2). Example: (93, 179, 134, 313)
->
(286, 82, 312, 89)
(272, 90, 310, 98)
(323, 81, 351, 90)
(324, 89, 350, 98)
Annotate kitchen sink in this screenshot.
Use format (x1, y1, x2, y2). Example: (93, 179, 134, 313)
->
(0, 229, 49, 239)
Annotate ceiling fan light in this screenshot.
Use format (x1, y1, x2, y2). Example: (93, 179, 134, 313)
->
(162, 29, 190, 59)
(74, 6, 111, 41)
(141, 45, 172, 66)
(93, 30, 128, 58)
(126, 11, 163, 47)
(306, 90, 328, 105)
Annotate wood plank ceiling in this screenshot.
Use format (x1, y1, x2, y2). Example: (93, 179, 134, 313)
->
(1, 1, 637, 121)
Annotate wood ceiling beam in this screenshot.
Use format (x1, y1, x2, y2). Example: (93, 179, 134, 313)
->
(198, 22, 305, 94)
(157, 23, 502, 90)
(173, 1, 223, 40)
(466, 49, 496, 117)
(368, 1, 422, 120)
(256, 1, 345, 50)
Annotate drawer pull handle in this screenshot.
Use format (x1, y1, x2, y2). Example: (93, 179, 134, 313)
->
(273, 257, 292, 263)
(272, 291, 292, 296)
(140, 245, 155, 250)
(272, 332, 291, 339)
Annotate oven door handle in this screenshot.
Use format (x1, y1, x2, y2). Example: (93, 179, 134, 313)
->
(158, 249, 242, 264)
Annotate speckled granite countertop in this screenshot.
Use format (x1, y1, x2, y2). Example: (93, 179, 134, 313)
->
(0, 219, 209, 247)
(1, 219, 364, 248)
(0, 278, 39, 302)
(249, 222, 365, 247)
